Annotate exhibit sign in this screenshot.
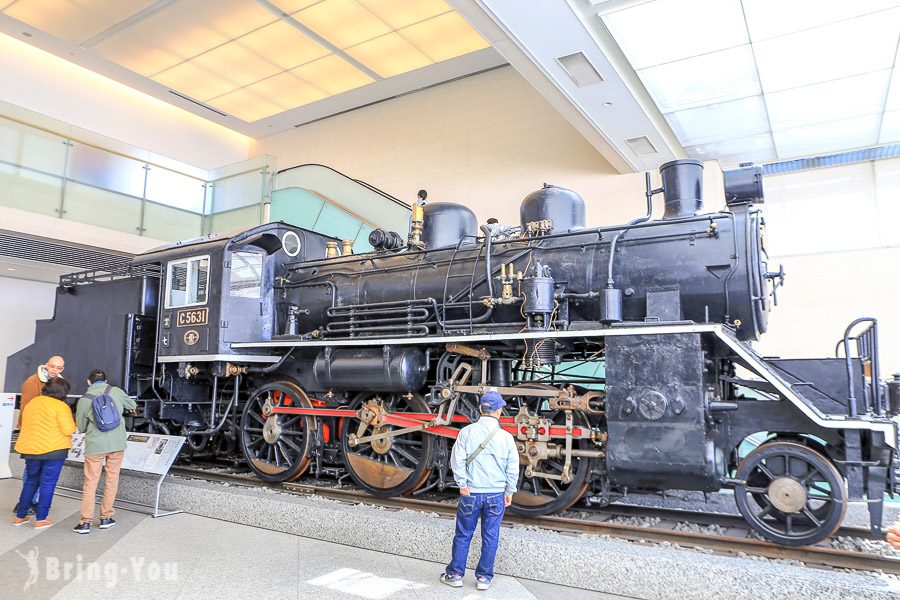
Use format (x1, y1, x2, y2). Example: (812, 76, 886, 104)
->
(0, 393, 14, 478)
(68, 431, 185, 476)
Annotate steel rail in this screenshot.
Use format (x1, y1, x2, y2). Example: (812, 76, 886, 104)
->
(169, 465, 900, 575)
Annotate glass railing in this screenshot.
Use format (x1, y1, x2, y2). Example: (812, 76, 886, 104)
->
(271, 164, 410, 253)
(0, 115, 214, 242)
(0, 116, 411, 248)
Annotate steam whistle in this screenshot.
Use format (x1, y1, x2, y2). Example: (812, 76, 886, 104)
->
(408, 189, 427, 250)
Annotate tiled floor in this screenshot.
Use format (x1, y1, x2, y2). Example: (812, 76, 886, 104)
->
(0, 479, 629, 600)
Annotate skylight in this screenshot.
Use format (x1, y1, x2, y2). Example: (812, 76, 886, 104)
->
(1, 0, 490, 123)
(602, 0, 900, 165)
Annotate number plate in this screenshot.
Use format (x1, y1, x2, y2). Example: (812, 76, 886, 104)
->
(176, 308, 209, 327)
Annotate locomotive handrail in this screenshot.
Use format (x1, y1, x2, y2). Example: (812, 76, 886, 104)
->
(837, 318, 882, 417)
(59, 263, 161, 287)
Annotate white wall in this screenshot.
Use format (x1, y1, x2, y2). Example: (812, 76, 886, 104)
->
(255, 66, 722, 227)
(756, 161, 900, 371)
(0, 32, 251, 171)
(0, 276, 56, 391)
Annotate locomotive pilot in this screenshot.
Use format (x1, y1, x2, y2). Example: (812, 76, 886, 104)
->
(441, 391, 518, 591)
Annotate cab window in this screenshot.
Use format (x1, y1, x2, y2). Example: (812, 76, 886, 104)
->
(230, 251, 263, 299)
(166, 255, 210, 308)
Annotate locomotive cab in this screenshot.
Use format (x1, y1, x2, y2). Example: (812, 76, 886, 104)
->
(135, 222, 334, 364)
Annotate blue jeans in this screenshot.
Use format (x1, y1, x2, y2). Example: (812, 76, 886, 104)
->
(446, 492, 506, 580)
(17, 459, 65, 521)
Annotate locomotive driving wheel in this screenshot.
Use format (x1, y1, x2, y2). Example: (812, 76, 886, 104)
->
(240, 381, 314, 483)
(341, 392, 433, 497)
(734, 441, 846, 546)
(507, 383, 594, 517)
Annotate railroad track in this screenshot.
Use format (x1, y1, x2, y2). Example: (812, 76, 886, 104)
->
(169, 465, 900, 575)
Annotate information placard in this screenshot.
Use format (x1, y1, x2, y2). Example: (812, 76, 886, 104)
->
(0, 393, 14, 479)
(68, 432, 185, 476)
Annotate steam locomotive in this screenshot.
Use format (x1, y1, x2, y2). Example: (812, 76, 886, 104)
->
(7, 159, 899, 546)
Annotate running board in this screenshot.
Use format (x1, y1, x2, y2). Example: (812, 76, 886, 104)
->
(713, 328, 896, 448)
(230, 322, 897, 447)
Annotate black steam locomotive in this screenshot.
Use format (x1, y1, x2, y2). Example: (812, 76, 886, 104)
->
(7, 159, 899, 546)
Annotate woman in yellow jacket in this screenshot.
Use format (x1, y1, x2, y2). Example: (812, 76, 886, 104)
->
(13, 377, 76, 529)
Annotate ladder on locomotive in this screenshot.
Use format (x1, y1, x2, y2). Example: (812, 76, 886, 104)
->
(440, 236, 487, 334)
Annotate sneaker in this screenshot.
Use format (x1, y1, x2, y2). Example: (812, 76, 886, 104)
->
(73, 522, 91, 535)
(439, 573, 463, 588)
(12, 503, 37, 516)
(476, 576, 492, 591)
(12, 516, 31, 526)
(99, 518, 116, 530)
(33, 519, 53, 530)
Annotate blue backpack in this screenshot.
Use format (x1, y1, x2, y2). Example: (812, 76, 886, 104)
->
(88, 385, 121, 432)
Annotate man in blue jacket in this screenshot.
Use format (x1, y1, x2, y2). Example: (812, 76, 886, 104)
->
(440, 391, 519, 591)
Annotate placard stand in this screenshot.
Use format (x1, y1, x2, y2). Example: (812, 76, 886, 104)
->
(0, 393, 15, 479)
(65, 431, 186, 518)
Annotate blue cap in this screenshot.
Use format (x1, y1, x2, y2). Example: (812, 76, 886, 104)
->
(480, 391, 506, 411)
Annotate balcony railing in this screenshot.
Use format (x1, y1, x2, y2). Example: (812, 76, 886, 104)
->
(0, 115, 410, 247)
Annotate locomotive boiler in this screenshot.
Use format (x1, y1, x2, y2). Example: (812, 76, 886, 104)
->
(6, 159, 899, 547)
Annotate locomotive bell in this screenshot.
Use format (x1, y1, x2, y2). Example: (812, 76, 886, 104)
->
(660, 159, 703, 219)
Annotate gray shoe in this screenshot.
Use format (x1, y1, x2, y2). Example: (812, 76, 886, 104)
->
(476, 576, 492, 591)
(440, 573, 463, 588)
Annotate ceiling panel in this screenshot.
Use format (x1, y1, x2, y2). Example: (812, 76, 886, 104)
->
(773, 115, 880, 159)
(357, 0, 451, 29)
(345, 32, 431, 78)
(293, 0, 391, 49)
(268, 0, 320, 13)
(4, 0, 114, 44)
(753, 10, 900, 93)
(637, 45, 760, 113)
(237, 20, 330, 70)
(0, 0, 506, 131)
(192, 41, 282, 87)
(246, 71, 327, 108)
(666, 95, 769, 147)
(602, 0, 900, 166)
(207, 87, 283, 122)
(742, 0, 900, 42)
(400, 11, 489, 63)
(765, 71, 890, 131)
(152, 61, 239, 102)
(291, 54, 374, 96)
(192, 0, 277, 39)
(91, 31, 182, 77)
(886, 71, 900, 112)
(126, 4, 230, 59)
(685, 132, 776, 166)
(880, 110, 900, 144)
(603, 0, 748, 69)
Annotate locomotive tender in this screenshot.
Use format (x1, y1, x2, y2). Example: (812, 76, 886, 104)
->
(7, 159, 900, 546)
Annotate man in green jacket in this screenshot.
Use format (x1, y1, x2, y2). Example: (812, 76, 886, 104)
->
(73, 369, 136, 534)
